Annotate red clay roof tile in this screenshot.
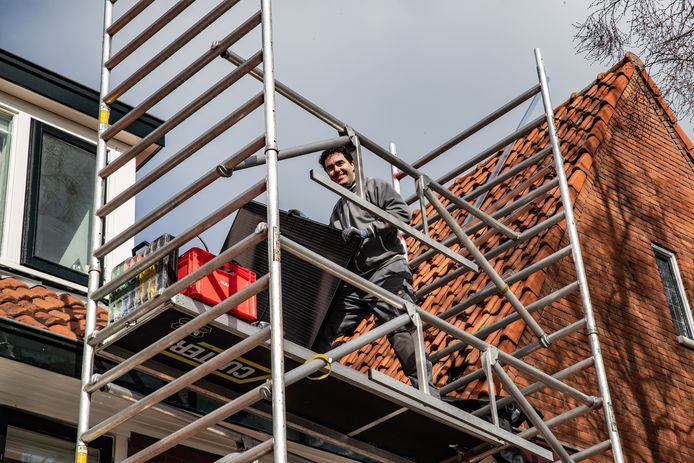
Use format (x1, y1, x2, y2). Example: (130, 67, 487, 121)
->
(15, 314, 48, 329)
(0, 276, 107, 339)
(49, 324, 78, 339)
(0, 278, 24, 290)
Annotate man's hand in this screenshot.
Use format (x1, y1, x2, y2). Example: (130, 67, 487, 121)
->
(341, 226, 372, 243)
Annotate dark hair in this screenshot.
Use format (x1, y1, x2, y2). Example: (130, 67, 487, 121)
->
(319, 145, 353, 170)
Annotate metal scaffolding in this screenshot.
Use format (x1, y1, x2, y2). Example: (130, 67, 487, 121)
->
(76, 1, 625, 462)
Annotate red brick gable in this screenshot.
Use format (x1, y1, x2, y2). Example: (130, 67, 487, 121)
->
(0, 276, 107, 339)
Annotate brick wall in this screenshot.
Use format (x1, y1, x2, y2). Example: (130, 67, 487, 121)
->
(525, 74, 693, 461)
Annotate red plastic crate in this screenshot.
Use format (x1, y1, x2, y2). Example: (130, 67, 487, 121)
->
(178, 248, 257, 322)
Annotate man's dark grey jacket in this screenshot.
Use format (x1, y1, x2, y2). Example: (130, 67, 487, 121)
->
(329, 177, 410, 275)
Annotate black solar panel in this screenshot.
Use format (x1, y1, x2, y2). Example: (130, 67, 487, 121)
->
(221, 202, 361, 348)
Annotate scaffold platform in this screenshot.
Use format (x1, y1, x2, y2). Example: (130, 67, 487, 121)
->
(103, 294, 554, 462)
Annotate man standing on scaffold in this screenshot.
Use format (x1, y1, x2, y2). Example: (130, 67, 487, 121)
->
(314, 145, 438, 395)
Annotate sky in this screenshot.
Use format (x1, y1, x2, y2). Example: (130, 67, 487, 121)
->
(1, 1, 692, 254)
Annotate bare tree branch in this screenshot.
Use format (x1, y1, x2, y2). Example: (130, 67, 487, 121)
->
(575, 0, 694, 121)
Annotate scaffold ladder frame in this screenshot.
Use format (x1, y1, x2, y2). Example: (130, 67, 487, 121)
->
(76, 1, 625, 462)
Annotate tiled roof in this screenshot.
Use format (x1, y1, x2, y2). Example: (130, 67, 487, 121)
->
(0, 276, 107, 339)
(333, 53, 693, 396)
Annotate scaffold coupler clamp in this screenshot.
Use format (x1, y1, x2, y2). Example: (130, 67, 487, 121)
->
(259, 382, 272, 400)
(344, 125, 357, 147)
(539, 333, 552, 349)
(216, 163, 233, 177)
(417, 174, 432, 191)
(210, 40, 225, 56)
(403, 300, 419, 323)
(305, 353, 334, 381)
(481, 346, 499, 369)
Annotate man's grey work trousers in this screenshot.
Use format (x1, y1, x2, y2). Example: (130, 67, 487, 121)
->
(315, 258, 437, 393)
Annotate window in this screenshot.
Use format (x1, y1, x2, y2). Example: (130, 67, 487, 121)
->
(0, 407, 111, 463)
(22, 121, 96, 285)
(0, 111, 12, 247)
(652, 244, 693, 342)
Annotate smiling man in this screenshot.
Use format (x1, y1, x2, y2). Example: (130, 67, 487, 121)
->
(315, 146, 436, 393)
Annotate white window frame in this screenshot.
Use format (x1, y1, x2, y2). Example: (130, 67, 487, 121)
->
(0, 106, 16, 250)
(0, 89, 135, 293)
(652, 243, 694, 349)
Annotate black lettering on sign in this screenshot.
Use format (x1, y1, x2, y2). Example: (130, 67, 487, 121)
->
(163, 340, 270, 384)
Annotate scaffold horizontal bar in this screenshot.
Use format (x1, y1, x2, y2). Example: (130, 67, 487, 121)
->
(96, 346, 402, 463)
(404, 115, 547, 205)
(216, 439, 274, 463)
(441, 319, 586, 394)
(409, 179, 561, 267)
(234, 135, 351, 171)
(419, 310, 592, 406)
(465, 146, 552, 202)
(222, 49, 345, 131)
(102, 383, 245, 442)
(426, 182, 518, 240)
(484, 211, 564, 261)
(82, 326, 271, 443)
(311, 170, 479, 273)
(500, 352, 595, 406)
(87, 275, 269, 392)
(419, 244, 570, 306)
(367, 370, 555, 455)
(94, 136, 263, 259)
(226, 50, 433, 188)
(557, 440, 611, 463)
(106, 0, 153, 36)
(105, 384, 316, 463)
(432, 282, 579, 362)
(97, 93, 263, 217)
(105, 0, 194, 70)
(91, 179, 266, 301)
(474, 357, 594, 418)
(414, 167, 557, 235)
(410, 84, 541, 170)
(492, 363, 574, 462)
(411, 208, 564, 298)
(431, 115, 546, 190)
(99, 329, 411, 463)
(121, 383, 270, 463)
(467, 402, 599, 462)
(223, 50, 433, 188)
(280, 236, 407, 310)
(511, 318, 586, 359)
(100, 50, 263, 178)
(281, 235, 563, 461)
(424, 188, 546, 343)
(103, 9, 260, 106)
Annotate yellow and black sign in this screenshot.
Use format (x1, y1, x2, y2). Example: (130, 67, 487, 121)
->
(162, 339, 271, 384)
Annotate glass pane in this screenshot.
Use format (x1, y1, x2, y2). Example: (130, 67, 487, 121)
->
(655, 252, 692, 338)
(34, 132, 95, 274)
(5, 426, 98, 463)
(0, 112, 11, 247)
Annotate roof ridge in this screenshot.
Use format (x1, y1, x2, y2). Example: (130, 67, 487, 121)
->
(575, 52, 692, 160)
(624, 53, 694, 160)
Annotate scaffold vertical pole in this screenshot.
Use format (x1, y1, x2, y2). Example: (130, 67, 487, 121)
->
(261, 0, 287, 461)
(534, 47, 625, 463)
(389, 143, 409, 261)
(76, 1, 112, 461)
